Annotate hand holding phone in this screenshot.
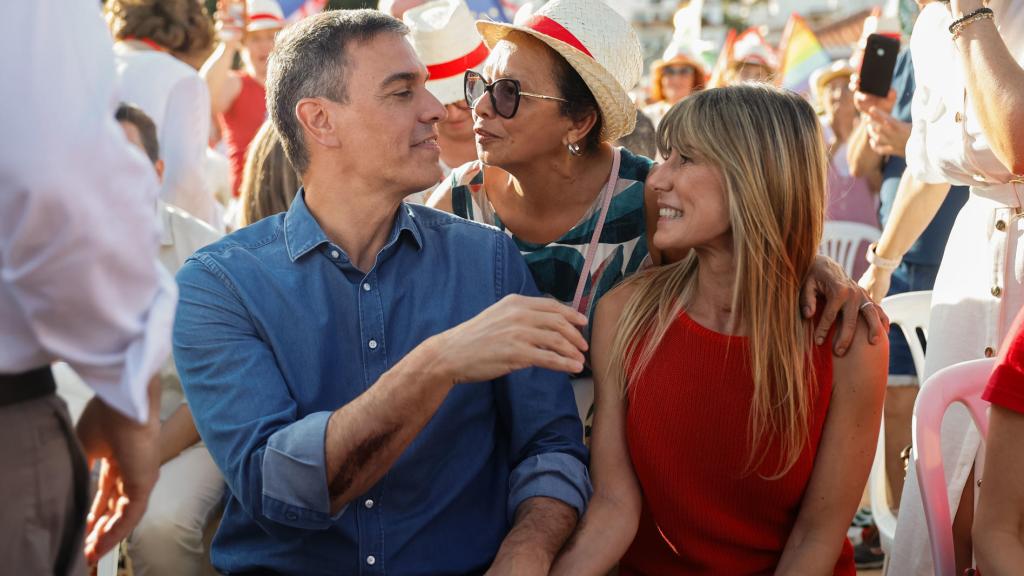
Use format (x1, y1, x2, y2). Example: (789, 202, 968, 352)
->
(217, 0, 247, 43)
(857, 34, 900, 98)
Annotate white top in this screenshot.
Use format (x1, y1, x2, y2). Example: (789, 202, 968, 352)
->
(113, 43, 221, 229)
(0, 0, 177, 422)
(907, 1, 1024, 187)
(156, 202, 222, 418)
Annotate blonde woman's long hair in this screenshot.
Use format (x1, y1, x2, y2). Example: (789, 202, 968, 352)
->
(609, 84, 828, 477)
(238, 121, 302, 226)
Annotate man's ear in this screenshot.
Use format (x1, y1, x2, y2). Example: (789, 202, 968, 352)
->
(296, 97, 343, 149)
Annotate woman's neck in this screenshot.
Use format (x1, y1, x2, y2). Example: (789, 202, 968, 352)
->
(688, 243, 744, 336)
(497, 144, 614, 215)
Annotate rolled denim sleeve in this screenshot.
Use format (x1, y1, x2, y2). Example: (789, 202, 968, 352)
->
(173, 255, 340, 535)
(262, 411, 350, 527)
(493, 234, 592, 520)
(508, 453, 592, 519)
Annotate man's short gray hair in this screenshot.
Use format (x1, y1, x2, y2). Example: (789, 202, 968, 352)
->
(266, 9, 408, 174)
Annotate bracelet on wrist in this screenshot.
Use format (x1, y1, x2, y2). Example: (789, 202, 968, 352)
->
(865, 242, 901, 271)
(949, 7, 995, 40)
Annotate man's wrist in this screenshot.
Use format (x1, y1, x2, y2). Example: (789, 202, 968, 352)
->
(406, 333, 457, 388)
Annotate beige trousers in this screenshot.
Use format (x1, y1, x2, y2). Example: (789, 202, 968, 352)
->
(0, 394, 88, 575)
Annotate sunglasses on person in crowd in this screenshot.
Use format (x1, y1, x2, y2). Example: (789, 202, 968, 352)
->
(662, 65, 695, 77)
(464, 70, 568, 119)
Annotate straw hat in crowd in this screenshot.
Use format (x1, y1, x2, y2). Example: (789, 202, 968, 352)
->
(475, 0, 644, 142)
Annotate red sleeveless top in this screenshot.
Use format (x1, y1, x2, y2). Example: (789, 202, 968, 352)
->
(619, 311, 855, 575)
(220, 72, 266, 197)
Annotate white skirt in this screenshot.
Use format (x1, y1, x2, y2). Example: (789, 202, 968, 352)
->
(888, 182, 1024, 575)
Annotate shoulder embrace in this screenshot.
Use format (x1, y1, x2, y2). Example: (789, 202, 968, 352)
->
(830, 316, 889, 390)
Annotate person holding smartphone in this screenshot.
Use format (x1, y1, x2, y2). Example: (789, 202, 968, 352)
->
(870, 1, 1024, 574)
(201, 0, 286, 199)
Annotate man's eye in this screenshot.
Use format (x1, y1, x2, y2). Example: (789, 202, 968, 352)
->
(394, 90, 413, 99)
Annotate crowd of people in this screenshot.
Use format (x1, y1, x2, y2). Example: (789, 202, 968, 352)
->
(2, 0, 1022, 575)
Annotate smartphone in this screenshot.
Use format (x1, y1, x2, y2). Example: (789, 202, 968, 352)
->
(858, 34, 901, 98)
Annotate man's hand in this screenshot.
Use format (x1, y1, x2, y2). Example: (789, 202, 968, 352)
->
(433, 295, 588, 384)
(802, 255, 888, 355)
(859, 263, 894, 304)
(76, 378, 161, 564)
(865, 107, 912, 158)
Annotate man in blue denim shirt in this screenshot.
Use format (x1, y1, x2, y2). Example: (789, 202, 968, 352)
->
(172, 10, 591, 575)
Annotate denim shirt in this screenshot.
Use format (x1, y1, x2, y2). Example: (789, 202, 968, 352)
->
(173, 192, 591, 575)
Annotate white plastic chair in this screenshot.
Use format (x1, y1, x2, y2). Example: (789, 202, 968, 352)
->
(819, 221, 881, 276)
(97, 545, 119, 576)
(868, 290, 933, 552)
(912, 358, 995, 576)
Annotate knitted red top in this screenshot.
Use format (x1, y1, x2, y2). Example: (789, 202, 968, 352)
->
(618, 311, 855, 575)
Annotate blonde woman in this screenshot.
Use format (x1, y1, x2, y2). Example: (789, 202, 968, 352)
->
(236, 121, 300, 227)
(550, 85, 888, 575)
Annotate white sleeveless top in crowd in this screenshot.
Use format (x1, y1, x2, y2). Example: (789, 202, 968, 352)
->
(888, 3, 1024, 575)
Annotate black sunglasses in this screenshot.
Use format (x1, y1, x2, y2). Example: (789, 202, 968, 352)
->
(464, 70, 568, 119)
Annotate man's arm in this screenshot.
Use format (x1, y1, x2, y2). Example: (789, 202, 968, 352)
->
(487, 497, 578, 575)
(486, 235, 592, 575)
(174, 249, 588, 531)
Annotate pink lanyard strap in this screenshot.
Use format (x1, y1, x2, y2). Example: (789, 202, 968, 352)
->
(571, 147, 621, 314)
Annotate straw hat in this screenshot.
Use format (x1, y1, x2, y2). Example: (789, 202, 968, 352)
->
(246, 0, 285, 32)
(810, 60, 854, 108)
(405, 0, 488, 105)
(476, 0, 643, 142)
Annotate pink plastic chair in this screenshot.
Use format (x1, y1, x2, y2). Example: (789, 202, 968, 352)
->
(912, 358, 996, 576)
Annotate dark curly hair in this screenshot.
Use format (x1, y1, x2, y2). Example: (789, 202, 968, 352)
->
(106, 0, 215, 55)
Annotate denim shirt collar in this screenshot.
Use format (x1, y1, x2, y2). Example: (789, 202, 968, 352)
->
(284, 188, 423, 263)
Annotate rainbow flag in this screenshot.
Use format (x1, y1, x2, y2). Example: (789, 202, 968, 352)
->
(776, 13, 832, 96)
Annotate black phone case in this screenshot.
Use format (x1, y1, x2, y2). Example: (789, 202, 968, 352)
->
(858, 34, 901, 98)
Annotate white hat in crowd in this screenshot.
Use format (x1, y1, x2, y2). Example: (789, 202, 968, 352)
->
(731, 28, 778, 70)
(246, 0, 286, 32)
(476, 0, 644, 142)
(404, 0, 488, 106)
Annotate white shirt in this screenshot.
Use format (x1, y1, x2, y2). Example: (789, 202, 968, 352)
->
(114, 43, 222, 229)
(907, 1, 1024, 187)
(0, 0, 177, 422)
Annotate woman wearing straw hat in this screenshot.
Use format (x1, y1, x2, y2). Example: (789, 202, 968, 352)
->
(428, 0, 884, 421)
(642, 40, 707, 129)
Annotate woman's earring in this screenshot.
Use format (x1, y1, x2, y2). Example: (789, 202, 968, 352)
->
(567, 141, 582, 157)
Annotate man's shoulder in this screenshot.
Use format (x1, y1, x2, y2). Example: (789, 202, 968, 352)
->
(189, 213, 285, 265)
